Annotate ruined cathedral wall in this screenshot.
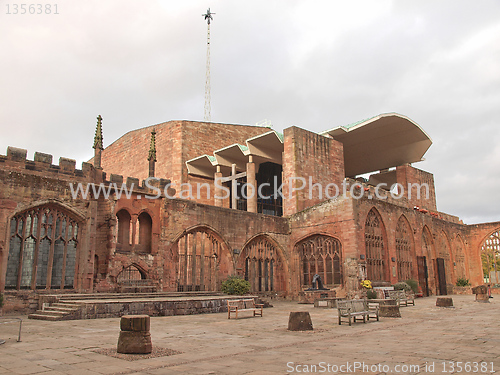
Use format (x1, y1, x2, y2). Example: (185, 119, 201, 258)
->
(395, 164, 437, 211)
(465, 221, 500, 286)
(159, 198, 290, 291)
(352, 196, 473, 294)
(94, 194, 165, 292)
(0, 147, 98, 291)
(288, 197, 358, 296)
(282, 126, 345, 216)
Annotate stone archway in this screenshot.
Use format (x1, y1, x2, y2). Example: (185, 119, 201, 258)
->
(395, 215, 414, 282)
(240, 235, 286, 293)
(295, 234, 342, 289)
(364, 208, 388, 282)
(480, 229, 500, 283)
(174, 227, 230, 292)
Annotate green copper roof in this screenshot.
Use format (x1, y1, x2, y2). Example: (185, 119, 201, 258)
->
(342, 115, 378, 129)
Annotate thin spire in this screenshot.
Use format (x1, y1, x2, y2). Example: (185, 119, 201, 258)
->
(148, 129, 157, 162)
(93, 115, 103, 150)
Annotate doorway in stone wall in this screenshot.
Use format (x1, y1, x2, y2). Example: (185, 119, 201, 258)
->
(436, 257, 447, 295)
(417, 256, 429, 296)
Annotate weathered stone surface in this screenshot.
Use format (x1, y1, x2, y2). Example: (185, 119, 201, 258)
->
(34, 152, 52, 164)
(472, 285, 487, 295)
(288, 312, 313, 331)
(59, 157, 76, 172)
(436, 297, 453, 307)
(379, 305, 401, 317)
(7, 146, 27, 161)
(117, 330, 152, 354)
(120, 315, 150, 332)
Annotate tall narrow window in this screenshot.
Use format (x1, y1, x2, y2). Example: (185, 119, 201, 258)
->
(116, 209, 131, 251)
(365, 208, 387, 282)
(296, 235, 342, 288)
(256, 162, 283, 217)
(436, 231, 452, 284)
(138, 212, 152, 253)
(5, 205, 80, 290)
(395, 216, 413, 281)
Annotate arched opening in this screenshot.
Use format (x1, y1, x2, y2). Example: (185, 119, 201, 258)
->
(418, 226, 434, 296)
(117, 264, 146, 283)
(364, 208, 388, 282)
(296, 235, 342, 289)
(138, 212, 152, 253)
(5, 205, 80, 290)
(241, 236, 285, 292)
(175, 228, 228, 292)
(480, 229, 500, 283)
(395, 216, 413, 282)
(116, 209, 131, 251)
(436, 231, 452, 289)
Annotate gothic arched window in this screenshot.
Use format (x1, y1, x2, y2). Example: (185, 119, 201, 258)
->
(364, 209, 387, 282)
(5, 205, 80, 289)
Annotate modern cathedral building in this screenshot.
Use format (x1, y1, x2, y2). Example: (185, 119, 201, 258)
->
(1, 113, 499, 306)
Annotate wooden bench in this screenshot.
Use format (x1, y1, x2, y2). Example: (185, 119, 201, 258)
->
(227, 298, 264, 319)
(386, 290, 415, 307)
(337, 299, 379, 326)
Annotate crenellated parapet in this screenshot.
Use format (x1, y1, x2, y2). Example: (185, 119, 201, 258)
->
(0, 146, 98, 179)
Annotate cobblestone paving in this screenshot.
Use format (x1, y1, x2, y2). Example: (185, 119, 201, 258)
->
(0, 295, 498, 374)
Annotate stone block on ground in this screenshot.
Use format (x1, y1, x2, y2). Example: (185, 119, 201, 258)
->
(472, 285, 487, 295)
(120, 315, 150, 332)
(436, 297, 453, 307)
(117, 331, 152, 354)
(379, 305, 401, 318)
(288, 312, 313, 331)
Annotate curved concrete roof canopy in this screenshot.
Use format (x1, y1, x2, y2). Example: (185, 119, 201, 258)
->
(321, 113, 432, 177)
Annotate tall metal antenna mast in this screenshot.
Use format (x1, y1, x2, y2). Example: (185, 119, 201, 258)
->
(202, 8, 215, 122)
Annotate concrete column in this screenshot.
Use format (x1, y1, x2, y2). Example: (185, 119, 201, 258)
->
(231, 164, 237, 210)
(246, 156, 257, 213)
(214, 165, 223, 207)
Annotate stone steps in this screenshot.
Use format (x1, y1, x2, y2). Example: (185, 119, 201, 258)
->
(27, 313, 64, 321)
(28, 301, 83, 321)
(28, 292, 232, 321)
(54, 291, 224, 301)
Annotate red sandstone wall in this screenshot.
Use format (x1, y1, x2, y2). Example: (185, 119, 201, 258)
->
(466, 222, 500, 286)
(282, 127, 345, 216)
(99, 121, 270, 194)
(352, 196, 471, 294)
(0, 150, 97, 291)
(396, 165, 437, 211)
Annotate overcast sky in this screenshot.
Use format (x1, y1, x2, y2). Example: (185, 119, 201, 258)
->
(1, 0, 499, 225)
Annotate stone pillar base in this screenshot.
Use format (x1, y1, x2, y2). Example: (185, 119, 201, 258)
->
(117, 315, 152, 354)
(436, 297, 453, 307)
(117, 331, 152, 354)
(288, 312, 313, 331)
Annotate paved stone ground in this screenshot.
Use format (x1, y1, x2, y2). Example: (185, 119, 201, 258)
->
(0, 295, 499, 374)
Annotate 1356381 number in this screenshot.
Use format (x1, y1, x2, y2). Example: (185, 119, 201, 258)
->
(442, 361, 495, 373)
(6, 4, 59, 14)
